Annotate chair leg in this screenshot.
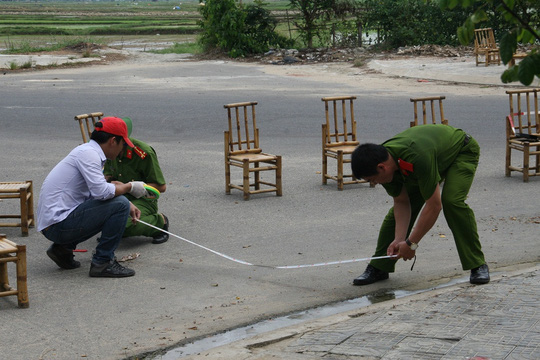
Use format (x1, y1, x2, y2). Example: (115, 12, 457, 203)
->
(535, 146, 540, 174)
(322, 152, 328, 185)
(28, 181, 34, 228)
(254, 162, 260, 190)
(243, 161, 250, 201)
(276, 156, 282, 196)
(505, 144, 511, 177)
(225, 162, 231, 194)
(0, 260, 8, 290)
(337, 151, 344, 191)
(20, 187, 29, 236)
(523, 146, 530, 182)
(322, 124, 328, 185)
(16, 245, 29, 308)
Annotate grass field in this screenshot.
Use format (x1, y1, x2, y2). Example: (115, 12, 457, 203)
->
(0, 0, 293, 53)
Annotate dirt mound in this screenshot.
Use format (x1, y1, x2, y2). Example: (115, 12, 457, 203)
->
(195, 45, 476, 66)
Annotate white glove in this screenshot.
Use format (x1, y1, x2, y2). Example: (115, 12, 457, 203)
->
(129, 181, 148, 198)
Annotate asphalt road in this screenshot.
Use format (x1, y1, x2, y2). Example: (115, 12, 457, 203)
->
(0, 54, 538, 359)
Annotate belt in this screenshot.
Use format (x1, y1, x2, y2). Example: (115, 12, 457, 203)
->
(463, 134, 471, 146)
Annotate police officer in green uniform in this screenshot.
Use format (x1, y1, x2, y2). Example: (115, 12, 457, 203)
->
(104, 117, 169, 244)
(350, 124, 490, 285)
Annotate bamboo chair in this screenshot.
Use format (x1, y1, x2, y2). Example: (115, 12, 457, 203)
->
(0, 234, 29, 308)
(74, 112, 103, 143)
(224, 101, 282, 200)
(474, 28, 501, 67)
(505, 88, 540, 182)
(0, 181, 34, 236)
(321, 96, 369, 190)
(410, 96, 449, 127)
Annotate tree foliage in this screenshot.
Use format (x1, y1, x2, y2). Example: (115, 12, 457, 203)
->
(288, 0, 335, 48)
(362, 0, 471, 48)
(440, 0, 540, 85)
(198, 0, 292, 58)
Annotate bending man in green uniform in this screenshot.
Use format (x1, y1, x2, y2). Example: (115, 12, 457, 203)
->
(104, 117, 169, 244)
(351, 124, 489, 285)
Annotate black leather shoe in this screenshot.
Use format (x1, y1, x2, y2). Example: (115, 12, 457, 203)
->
(152, 214, 169, 244)
(353, 264, 389, 286)
(46, 244, 81, 269)
(89, 260, 135, 278)
(470, 264, 490, 284)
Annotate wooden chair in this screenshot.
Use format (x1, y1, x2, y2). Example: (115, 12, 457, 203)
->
(505, 88, 540, 182)
(0, 234, 29, 308)
(224, 101, 282, 200)
(321, 96, 369, 190)
(74, 112, 103, 143)
(410, 96, 449, 127)
(474, 28, 501, 67)
(0, 181, 34, 236)
(508, 52, 528, 68)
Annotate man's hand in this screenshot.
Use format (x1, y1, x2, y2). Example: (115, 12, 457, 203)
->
(129, 181, 148, 198)
(387, 240, 416, 260)
(129, 202, 141, 224)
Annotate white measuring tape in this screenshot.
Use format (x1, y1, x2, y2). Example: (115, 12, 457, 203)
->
(137, 219, 396, 269)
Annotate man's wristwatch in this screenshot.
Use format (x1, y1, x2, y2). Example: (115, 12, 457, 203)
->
(405, 238, 418, 250)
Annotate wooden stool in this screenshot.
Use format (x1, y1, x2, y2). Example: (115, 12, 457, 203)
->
(0, 181, 35, 236)
(0, 234, 29, 308)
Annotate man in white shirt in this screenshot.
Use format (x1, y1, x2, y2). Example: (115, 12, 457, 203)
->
(37, 117, 148, 278)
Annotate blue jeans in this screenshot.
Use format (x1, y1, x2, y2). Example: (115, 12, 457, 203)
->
(42, 196, 130, 264)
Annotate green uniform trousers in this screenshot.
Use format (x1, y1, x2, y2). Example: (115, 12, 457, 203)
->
(370, 137, 486, 272)
(123, 198, 164, 238)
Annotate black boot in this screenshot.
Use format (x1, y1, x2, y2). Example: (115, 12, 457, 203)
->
(152, 214, 169, 244)
(470, 264, 490, 284)
(353, 264, 389, 286)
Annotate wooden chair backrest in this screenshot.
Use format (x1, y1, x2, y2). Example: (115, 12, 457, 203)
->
(410, 96, 448, 127)
(224, 102, 261, 155)
(322, 96, 358, 147)
(506, 88, 540, 137)
(474, 28, 497, 51)
(74, 112, 103, 143)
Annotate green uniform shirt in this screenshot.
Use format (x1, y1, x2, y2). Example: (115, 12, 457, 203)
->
(382, 124, 467, 200)
(103, 138, 166, 201)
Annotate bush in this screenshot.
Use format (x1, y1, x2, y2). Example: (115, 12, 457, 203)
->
(198, 0, 292, 57)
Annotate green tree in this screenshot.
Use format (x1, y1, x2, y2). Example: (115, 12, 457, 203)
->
(289, 0, 335, 48)
(440, 0, 540, 85)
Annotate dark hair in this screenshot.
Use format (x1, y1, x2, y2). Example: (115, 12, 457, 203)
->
(90, 121, 123, 144)
(351, 143, 389, 179)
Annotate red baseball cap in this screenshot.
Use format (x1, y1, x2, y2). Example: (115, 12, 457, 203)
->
(95, 116, 134, 148)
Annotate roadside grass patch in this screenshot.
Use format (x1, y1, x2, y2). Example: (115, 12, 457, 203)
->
(151, 42, 201, 55)
(2, 37, 105, 54)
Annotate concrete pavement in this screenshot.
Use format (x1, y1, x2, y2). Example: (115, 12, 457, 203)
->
(179, 265, 540, 360)
(1, 48, 510, 87)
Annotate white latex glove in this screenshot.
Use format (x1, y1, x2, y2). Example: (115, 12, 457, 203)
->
(129, 181, 148, 198)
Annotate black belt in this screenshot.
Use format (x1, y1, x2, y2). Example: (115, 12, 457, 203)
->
(463, 134, 471, 146)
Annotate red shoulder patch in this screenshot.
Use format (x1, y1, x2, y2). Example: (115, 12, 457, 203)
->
(133, 146, 147, 160)
(398, 158, 414, 176)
